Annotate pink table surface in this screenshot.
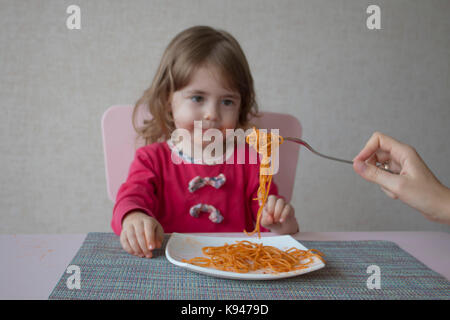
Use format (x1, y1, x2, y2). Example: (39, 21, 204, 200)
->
(0, 231, 448, 299)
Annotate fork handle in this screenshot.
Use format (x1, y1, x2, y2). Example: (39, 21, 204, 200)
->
(284, 137, 395, 173)
(284, 137, 353, 164)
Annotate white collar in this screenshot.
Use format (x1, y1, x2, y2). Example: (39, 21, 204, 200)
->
(166, 139, 235, 165)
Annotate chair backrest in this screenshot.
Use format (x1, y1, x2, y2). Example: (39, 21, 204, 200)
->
(102, 105, 302, 202)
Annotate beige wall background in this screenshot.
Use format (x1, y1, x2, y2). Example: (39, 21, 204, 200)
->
(1, 0, 449, 233)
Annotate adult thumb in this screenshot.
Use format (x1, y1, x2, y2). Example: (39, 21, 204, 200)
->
(353, 159, 400, 193)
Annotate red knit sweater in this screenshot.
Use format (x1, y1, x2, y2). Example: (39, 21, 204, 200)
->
(111, 141, 281, 235)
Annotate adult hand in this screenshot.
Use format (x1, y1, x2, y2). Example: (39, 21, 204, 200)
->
(353, 132, 450, 224)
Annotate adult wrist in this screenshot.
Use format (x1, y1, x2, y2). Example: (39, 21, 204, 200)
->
(439, 186, 450, 224)
(431, 185, 450, 225)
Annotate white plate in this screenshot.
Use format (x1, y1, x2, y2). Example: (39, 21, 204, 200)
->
(165, 233, 325, 280)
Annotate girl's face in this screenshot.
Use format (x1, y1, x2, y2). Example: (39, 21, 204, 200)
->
(169, 65, 241, 149)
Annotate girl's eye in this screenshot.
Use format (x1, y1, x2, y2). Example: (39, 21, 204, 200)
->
(222, 99, 234, 106)
(191, 96, 203, 103)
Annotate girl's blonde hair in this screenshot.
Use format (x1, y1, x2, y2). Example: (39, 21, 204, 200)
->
(133, 25, 260, 145)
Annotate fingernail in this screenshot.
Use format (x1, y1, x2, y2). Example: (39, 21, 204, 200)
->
(148, 244, 153, 250)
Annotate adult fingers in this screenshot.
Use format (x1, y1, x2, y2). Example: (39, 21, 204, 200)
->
(366, 150, 402, 174)
(366, 150, 391, 166)
(380, 186, 398, 199)
(366, 153, 379, 166)
(354, 132, 407, 165)
(365, 153, 396, 175)
(353, 159, 403, 194)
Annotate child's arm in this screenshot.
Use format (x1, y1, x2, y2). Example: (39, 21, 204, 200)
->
(260, 195, 299, 234)
(112, 147, 164, 258)
(112, 147, 160, 235)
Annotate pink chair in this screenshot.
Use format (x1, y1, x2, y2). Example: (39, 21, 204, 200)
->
(102, 105, 302, 203)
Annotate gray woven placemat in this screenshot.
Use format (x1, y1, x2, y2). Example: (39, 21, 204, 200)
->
(49, 232, 450, 300)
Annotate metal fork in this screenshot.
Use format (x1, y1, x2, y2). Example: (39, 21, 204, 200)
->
(284, 137, 394, 173)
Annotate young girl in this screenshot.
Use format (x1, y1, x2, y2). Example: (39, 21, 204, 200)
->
(111, 26, 299, 258)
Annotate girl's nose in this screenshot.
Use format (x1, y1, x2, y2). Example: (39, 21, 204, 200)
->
(203, 102, 219, 121)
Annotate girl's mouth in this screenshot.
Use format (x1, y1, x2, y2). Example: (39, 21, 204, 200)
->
(202, 128, 221, 132)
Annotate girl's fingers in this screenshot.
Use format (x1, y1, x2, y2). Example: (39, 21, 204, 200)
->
(143, 220, 154, 250)
(262, 195, 277, 226)
(155, 223, 164, 248)
(144, 219, 159, 251)
(261, 205, 274, 226)
(143, 219, 165, 256)
(152, 222, 160, 250)
(279, 203, 293, 223)
(120, 231, 133, 255)
(126, 227, 144, 257)
(273, 198, 285, 223)
(265, 195, 276, 213)
(280, 204, 299, 232)
(134, 223, 152, 258)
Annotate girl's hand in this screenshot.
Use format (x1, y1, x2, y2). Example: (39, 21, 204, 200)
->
(120, 211, 164, 258)
(260, 195, 299, 234)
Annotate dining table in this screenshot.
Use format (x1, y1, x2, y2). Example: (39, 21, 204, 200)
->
(1, 231, 449, 300)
